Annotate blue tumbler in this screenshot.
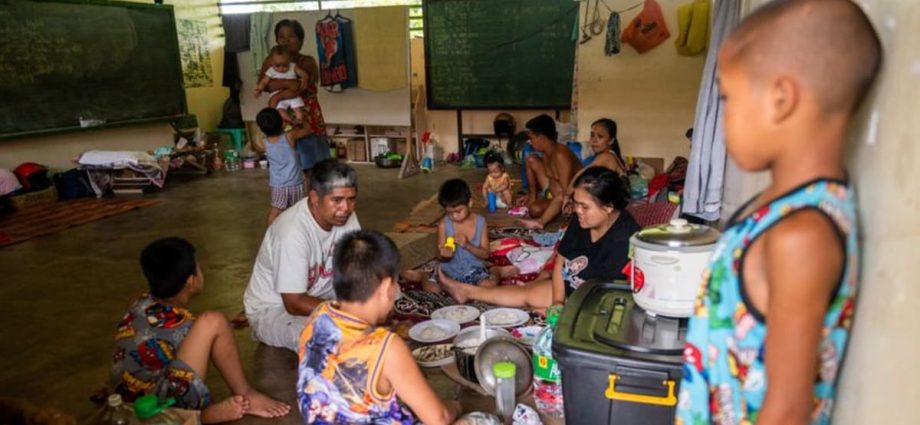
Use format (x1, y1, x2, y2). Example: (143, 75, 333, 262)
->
(487, 192, 497, 213)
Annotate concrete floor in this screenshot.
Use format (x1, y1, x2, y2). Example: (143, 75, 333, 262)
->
(0, 164, 487, 423)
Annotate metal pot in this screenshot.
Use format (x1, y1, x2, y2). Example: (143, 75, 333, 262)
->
(629, 218, 721, 318)
(453, 327, 511, 384)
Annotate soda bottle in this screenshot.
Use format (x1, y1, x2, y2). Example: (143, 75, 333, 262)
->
(532, 305, 564, 419)
(99, 394, 138, 425)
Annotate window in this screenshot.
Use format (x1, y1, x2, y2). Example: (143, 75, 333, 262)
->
(219, 0, 423, 37)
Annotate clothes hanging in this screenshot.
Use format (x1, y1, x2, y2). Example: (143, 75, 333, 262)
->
(315, 16, 357, 89)
(681, 0, 742, 220)
(605, 11, 621, 55)
(674, 0, 710, 56)
(222, 14, 251, 53)
(250, 12, 272, 76)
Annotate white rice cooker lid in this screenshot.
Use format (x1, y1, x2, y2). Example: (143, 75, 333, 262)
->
(632, 218, 720, 250)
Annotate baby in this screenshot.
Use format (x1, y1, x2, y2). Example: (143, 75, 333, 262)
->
(255, 45, 308, 124)
(482, 152, 513, 209)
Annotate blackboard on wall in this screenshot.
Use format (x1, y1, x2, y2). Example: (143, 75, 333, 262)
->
(423, 0, 577, 110)
(0, 0, 187, 140)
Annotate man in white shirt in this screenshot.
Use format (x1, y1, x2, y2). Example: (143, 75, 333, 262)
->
(244, 159, 361, 351)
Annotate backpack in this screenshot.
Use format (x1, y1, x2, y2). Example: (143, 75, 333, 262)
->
(13, 162, 51, 192)
(53, 169, 95, 200)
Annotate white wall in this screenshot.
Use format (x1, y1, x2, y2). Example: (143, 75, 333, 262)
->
(575, 0, 706, 165)
(832, 1, 920, 423)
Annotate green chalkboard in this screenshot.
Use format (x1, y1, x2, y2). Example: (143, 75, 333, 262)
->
(423, 0, 577, 109)
(0, 0, 187, 139)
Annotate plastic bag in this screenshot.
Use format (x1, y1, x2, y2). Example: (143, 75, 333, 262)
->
(621, 0, 671, 54)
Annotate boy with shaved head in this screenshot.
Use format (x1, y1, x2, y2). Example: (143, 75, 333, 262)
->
(677, 1, 881, 424)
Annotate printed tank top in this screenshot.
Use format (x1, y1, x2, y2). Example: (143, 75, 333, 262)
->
(297, 302, 414, 425)
(676, 179, 858, 425)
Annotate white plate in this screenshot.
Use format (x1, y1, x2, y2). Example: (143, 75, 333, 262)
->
(408, 319, 461, 343)
(412, 344, 455, 368)
(511, 325, 544, 346)
(481, 308, 530, 328)
(431, 305, 481, 324)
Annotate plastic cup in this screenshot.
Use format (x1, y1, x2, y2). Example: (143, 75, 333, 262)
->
(487, 192, 497, 213)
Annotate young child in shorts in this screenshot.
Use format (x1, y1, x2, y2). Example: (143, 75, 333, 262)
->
(110, 238, 290, 423)
(676, 1, 882, 424)
(437, 179, 516, 288)
(254, 108, 313, 225)
(297, 230, 459, 424)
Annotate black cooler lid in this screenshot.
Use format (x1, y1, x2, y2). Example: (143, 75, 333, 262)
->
(554, 281, 687, 361)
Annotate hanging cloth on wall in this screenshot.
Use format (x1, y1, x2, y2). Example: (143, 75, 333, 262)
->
(605, 11, 621, 55)
(620, 0, 670, 54)
(335, 15, 358, 89)
(682, 0, 742, 220)
(250, 12, 272, 76)
(315, 12, 357, 90)
(674, 0, 710, 56)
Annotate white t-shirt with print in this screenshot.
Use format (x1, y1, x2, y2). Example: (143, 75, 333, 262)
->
(244, 197, 361, 316)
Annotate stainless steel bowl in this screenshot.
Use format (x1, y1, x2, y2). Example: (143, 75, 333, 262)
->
(474, 336, 533, 397)
(453, 327, 510, 384)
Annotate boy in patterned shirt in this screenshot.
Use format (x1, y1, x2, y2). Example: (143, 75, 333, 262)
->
(110, 238, 290, 423)
(676, 1, 881, 424)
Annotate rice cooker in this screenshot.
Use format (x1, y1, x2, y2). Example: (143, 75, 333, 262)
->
(628, 219, 721, 318)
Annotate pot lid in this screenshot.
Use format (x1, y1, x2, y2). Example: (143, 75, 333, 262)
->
(474, 337, 533, 397)
(634, 218, 720, 248)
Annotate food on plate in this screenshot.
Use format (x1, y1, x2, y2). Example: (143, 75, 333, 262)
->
(413, 344, 453, 363)
(487, 311, 520, 326)
(419, 325, 449, 340)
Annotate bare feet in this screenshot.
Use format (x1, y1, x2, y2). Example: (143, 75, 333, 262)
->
(243, 390, 290, 418)
(493, 265, 520, 279)
(400, 269, 425, 282)
(421, 280, 441, 293)
(201, 396, 247, 424)
(437, 267, 469, 304)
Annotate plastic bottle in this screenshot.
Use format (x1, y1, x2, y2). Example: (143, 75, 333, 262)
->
(532, 305, 564, 419)
(133, 395, 180, 425)
(99, 394, 138, 425)
(493, 361, 516, 425)
(520, 142, 534, 190)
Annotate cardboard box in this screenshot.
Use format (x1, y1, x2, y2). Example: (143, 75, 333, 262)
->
(347, 139, 367, 162)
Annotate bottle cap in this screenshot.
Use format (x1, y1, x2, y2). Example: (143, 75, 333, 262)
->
(107, 394, 123, 407)
(545, 305, 563, 326)
(493, 361, 517, 379)
(133, 395, 175, 420)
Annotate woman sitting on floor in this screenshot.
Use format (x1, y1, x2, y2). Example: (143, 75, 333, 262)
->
(439, 166, 641, 309)
(566, 118, 631, 203)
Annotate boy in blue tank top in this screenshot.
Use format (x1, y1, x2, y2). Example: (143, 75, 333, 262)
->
(676, 1, 881, 424)
(254, 108, 314, 225)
